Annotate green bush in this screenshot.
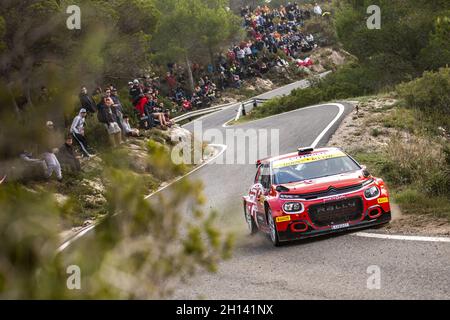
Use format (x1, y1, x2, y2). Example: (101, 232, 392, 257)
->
(382, 135, 450, 197)
(249, 63, 379, 120)
(397, 67, 450, 115)
(395, 188, 450, 220)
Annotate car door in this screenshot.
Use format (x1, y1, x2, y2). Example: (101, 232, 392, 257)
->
(256, 164, 272, 228)
(246, 165, 262, 223)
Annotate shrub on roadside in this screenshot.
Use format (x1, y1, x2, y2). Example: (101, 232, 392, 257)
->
(397, 67, 450, 116)
(382, 135, 449, 197)
(250, 63, 378, 120)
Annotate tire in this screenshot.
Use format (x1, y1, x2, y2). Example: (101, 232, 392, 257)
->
(267, 208, 281, 247)
(244, 203, 258, 235)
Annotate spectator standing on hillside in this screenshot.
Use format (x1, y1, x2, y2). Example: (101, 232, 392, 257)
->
(92, 87, 103, 105)
(70, 108, 92, 157)
(79, 86, 97, 113)
(111, 87, 125, 133)
(101, 97, 123, 147)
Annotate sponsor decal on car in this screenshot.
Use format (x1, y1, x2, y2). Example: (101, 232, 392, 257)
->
(272, 151, 347, 169)
(377, 197, 389, 204)
(276, 215, 291, 223)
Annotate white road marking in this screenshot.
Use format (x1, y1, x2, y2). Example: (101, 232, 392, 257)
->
(310, 103, 345, 148)
(57, 224, 97, 253)
(353, 232, 450, 243)
(58, 144, 227, 253)
(144, 144, 227, 199)
(222, 102, 345, 137)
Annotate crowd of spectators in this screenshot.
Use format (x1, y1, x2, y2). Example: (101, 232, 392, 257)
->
(133, 2, 320, 114)
(209, 2, 318, 90)
(10, 2, 324, 183)
(16, 81, 166, 183)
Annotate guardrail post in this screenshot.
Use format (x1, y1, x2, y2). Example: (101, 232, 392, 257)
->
(253, 99, 257, 109)
(242, 103, 246, 116)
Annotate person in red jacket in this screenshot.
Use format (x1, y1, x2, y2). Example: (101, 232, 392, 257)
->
(182, 98, 192, 112)
(134, 95, 148, 117)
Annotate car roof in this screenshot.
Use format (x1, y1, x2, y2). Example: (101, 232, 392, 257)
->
(259, 147, 345, 165)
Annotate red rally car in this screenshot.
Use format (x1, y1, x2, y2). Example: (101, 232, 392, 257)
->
(243, 147, 391, 246)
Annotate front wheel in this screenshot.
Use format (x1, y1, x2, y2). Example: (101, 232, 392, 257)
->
(267, 208, 281, 247)
(244, 203, 258, 235)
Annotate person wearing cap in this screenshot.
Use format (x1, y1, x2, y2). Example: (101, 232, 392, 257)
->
(129, 80, 143, 106)
(70, 108, 92, 157)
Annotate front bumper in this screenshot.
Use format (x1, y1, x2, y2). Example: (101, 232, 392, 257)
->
(277, 212, 391, 242)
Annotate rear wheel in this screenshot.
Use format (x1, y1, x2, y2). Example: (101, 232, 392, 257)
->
(267, 208, 281, 247)
(244, 203, 258, 235)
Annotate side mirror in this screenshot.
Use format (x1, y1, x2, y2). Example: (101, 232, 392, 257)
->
(361, 165, 371, 178)
(276, 185, 290, 192)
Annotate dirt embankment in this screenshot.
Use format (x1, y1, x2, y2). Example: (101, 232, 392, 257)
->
(328, 97, 450, 236)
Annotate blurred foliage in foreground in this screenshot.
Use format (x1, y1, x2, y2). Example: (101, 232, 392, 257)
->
(0, 158, 234, 298)
(0, 0, 236, 299)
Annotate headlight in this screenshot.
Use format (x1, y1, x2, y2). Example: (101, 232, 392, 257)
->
(364, 186, 380, 199)
(282, 202, 303, 213)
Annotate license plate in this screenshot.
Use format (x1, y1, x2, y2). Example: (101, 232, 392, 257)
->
(331, 223, 350, 230)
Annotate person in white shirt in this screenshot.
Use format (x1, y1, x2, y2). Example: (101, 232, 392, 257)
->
(313, 3, 322, 15)
(70, 108, 92, 157)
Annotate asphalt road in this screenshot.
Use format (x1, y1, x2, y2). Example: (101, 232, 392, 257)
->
(61, 79, 449, 299)
(170, 84, 450, 299)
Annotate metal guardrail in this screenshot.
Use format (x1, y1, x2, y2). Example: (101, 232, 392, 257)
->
(235, 98, 269, 121)
(172, 102, 235, 123)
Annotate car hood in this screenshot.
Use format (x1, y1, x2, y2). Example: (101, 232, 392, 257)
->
(279, 170, 370, 194)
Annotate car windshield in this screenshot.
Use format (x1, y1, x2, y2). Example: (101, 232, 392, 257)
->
(273, 154, 361, 184)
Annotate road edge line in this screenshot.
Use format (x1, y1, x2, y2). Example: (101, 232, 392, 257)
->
(353, 232, 450, 243)
(57, 144, 228, 253)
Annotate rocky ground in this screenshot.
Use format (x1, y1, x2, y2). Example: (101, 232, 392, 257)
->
(40, 126, 193, 242)
(328, 97, 450, 236)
